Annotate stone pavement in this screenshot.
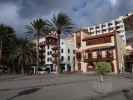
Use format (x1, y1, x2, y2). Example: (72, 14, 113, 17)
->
(0, 74, 133, 100)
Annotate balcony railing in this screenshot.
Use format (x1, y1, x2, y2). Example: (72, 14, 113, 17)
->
(52, 58, 57, 64)
(39, 49, 45, 53)
(76, 53, 81, 60)
(52, 53, 58, 57)
(83, 53, 113, 62)
(84, 56, 113, 62)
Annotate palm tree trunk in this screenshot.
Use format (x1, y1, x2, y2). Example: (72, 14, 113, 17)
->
(57, 30, 61, 73)
(36, 33, 40, 74)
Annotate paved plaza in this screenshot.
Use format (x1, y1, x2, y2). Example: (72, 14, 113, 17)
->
(0, 73, 133, 100)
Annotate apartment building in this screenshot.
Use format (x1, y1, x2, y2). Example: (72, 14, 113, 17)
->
(74, 30, 125, 74)
(83, 13, 133, 45)
(36, 32, 75, 73)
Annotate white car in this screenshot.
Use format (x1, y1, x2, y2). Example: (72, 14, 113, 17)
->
(37, 67, 50, 74)
(37, 70, 47, 75)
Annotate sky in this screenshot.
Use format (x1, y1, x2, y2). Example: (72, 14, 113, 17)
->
(0, 0, 133, 37)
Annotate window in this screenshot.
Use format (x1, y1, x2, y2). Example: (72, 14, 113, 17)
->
(68, 49, 70, 53)
(116, 26, 120, 30)
(61, 56, 64, 61)
(96, 26, 99, 29)
(109, 28, 113, 31)
(47, 51, 50, 55)
(106, 50, 113, 57)
(50, 51, 52, 55)
(61, 49, 63, 53)
(88, 52, 92, 58)
(73, 57, 75, 61)
(102, 24, 106, 28)
(47, 58, 49, 62)
(73, 50, 75, 54)
(49, 58, 52, 62)
(90, 27, 93, 30)
(47, 57, 52, 62)
(97, 51, 102, 58)
(68, 56, 70, 61)
(115, 21, 121, 25)
(108, 22, 113, 26)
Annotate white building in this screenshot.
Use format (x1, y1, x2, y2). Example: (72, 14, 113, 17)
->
(83, 13, 133, 45)
(38, 36, 75, 72)
(60, 38, 75, 72)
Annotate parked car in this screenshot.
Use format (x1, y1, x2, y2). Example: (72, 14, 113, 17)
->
(37, 66, 50, 74)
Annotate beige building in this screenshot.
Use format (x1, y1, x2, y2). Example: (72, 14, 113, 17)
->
(74, 30, 125, 74)
(83, 13, 133, 45)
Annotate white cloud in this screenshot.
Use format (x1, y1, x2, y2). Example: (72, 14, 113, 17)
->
(110, 0, 117, 6)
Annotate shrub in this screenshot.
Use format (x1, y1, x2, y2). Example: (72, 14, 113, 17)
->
(96, 62, 112, 75)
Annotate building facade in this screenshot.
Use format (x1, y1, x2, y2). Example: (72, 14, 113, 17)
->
(36, 33, 75, 73)
(74, 31, 125, 74)
(83, 13, 133, 45)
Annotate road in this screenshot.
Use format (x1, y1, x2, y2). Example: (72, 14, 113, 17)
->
(0, 74, 133, 100)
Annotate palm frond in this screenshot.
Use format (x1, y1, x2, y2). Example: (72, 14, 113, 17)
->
(49, 12, 74, 34)
(25, 18, 50, 39)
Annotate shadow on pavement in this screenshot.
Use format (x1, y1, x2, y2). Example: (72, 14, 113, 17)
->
(6, 87, 41, 100)
(122, 89, 133, 100)
(0, 79, 95, 92)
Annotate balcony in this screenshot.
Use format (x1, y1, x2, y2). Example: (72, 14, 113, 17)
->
(52, 53, 58, 57)
(102, 25, 108, 29)
(52, 46, 59, 50)
(39, 49, 45, 53)
(83, 50, 114, 62)
(46, 34, 58, 45)
(76, 53, 81, 61)
(76, 43, 81, 49)
(52, 58, 57, 64)
(83, 56, 113, 62)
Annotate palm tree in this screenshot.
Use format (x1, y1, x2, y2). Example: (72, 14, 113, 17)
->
(0, 24, 16, 72)
(47, 12, 74, 73)
(8, 39, 34, 74)
(25, 18, 49, 73)
(123, 15, 133, 32)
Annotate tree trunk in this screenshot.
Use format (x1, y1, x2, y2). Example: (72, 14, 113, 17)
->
(57, 30, 61, 73)
(36, 33, 40, 74)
